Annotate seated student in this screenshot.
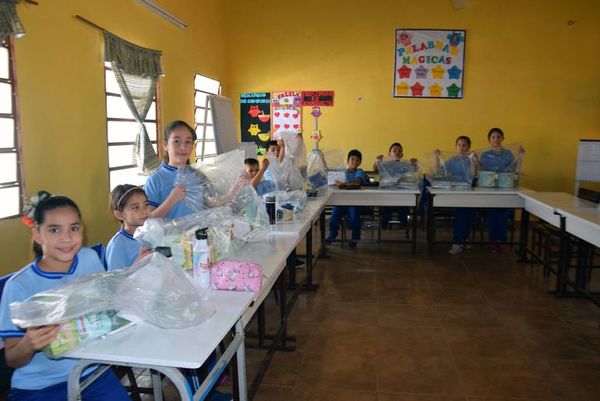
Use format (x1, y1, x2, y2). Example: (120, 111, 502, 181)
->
(434, 136, 477, 254)
(327, 149, 371, 248)
(0, 192, 130, 401)
(106, 185, 150, 271)
(478, 127, 525, 253)
(374, 142, 417, 227)
(262, 139, 285, 182)
(244, 157, 274, 196)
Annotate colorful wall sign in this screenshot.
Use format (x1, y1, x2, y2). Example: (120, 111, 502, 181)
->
(302, 91, 334, 106)
(271, 91, 302, 139)
(240, 92, 271, 149)
(393, 29, 466, 99)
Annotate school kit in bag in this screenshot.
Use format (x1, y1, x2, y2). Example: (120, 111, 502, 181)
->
(210, 260, 263, 292)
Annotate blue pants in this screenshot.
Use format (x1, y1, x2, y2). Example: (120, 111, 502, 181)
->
(381, 207, 408, 226)
(487, 208, 510, 242)
(452, 208, 475, 242)
(10, 368, 131, 401)
(329, 206, 361, 241)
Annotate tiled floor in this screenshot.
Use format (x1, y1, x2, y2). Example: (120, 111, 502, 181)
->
(138, 226, 600, 401)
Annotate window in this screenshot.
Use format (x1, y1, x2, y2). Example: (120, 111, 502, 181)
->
(194, 74, 220, 162)
(0, 38, 23, 220)
(105, 62, 159, 190)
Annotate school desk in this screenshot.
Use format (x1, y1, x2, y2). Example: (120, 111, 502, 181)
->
(426, 186, 532, 255)
(67, 290, 254, 401)
(326, 188, 420, 254)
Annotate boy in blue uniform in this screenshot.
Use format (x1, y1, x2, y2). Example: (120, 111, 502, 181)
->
(326, 149, 370, 248)
(244, 157, 274, 196)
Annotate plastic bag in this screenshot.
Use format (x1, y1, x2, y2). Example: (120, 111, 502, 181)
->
(10, 253, 215, 330)
(307, 150, 328, 189)
(279, 130, 308, 173)
(265, 153, 305, 191)
(476, 143, 525, 188)
(175, 166, 215, 214)
(424, 150, 474, 188)
(377, 159, 420, 189)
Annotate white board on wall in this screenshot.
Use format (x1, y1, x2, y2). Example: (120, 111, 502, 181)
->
(575, 139, 600, 182)
(209, 95, 238, 154)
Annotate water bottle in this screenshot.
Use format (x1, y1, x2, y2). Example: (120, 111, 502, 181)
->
(265, 195, 277, 225)
(192, 228, 211, 288)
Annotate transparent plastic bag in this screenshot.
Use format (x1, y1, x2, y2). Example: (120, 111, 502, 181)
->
(265, 153, 305, 191)
(476, 143, 525, 188)
(377, 159, 420, 189)
(425, 150, 474, 188)
(175, 166, 215, 214)
(307, 150, 328, 189)
(10, 253, 216, 330)
(322, 148, 346, 170)
(279, 130, 308, 172)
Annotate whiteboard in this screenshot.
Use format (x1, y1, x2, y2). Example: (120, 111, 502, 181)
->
(209, 95, 238, 154)
(575, 140, 600, 182)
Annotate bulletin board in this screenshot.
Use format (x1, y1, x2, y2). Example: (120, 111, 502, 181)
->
(240, 92, 271, 149)
(393, 29, 466, 99)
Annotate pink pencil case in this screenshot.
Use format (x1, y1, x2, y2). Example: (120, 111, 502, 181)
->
(210, 260, 263, 292)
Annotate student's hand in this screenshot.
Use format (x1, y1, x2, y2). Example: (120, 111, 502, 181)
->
(410, 158, 418, 164)
(168, 184, 186, 203)
(334, 181, 343, 188)
(23, 325, 60, 351)
(261, 158, 270, 170)
(277, 139, 285, 148)
(433, 150, 441, 158)
(139, 247, 152, 260)
(519, 146, 525, 155)
(468, 152, 478, 161)
(376, 154, 384, 162)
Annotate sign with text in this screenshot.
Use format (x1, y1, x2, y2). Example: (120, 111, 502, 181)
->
(393, 29, 466, 99)
(302, 91, 334, 106)
(240, 92, 271, 151)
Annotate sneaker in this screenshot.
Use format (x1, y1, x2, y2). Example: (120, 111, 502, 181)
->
(448, 244, 463, 254)
(348, 241, 357, 248)
(496, 244, 508, 254)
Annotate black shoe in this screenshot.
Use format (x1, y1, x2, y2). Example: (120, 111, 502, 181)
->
(349, 241, 357, 248)
(294, 258, 305, 267)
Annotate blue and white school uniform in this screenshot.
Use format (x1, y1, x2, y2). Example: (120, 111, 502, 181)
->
(106, 228, 142, 271)
(479, 148, 516, 242)
(445, 155, 474, 243)
(144, 163, 202, 220)
(328, 168, 370, 241)
(0, 248, 130, 400)
(256, 180, 275, 196)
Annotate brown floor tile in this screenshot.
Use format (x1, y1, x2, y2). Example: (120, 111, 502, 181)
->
(292, 386, 378, 401)
(513, 328, 600, 361)
(444, 327, 526, 360)
(454, 357, 553, 398)
(304, 325, 378, 358)
(379, 395, 465, 401)
(526, 358, 600, 401)
(377, 303, 441, 331)
(377, 353, 463, 395)
(262, 350, 305, 386)
(436, 305, 503, 328)
(323, 285, 379, 303)
(315, 302, 380, 327)
(377, 328, 450, 358)
(253, 384, 293, 401)
(295, 352, 378, 391)
(429, 287, 489, 305)
(493, 306, 568, 330)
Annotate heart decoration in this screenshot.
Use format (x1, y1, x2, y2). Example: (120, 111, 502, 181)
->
(284, 124, 290, 129)
(274, 112, 280, 117)
(293, 124, 299, 129)
(292, 114, 298, 119)
(284, 113, 289, 118)
(274, 124, 281, 129)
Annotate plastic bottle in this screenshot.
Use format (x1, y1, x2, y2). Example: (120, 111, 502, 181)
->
(192, 228, 211, 288)
(265, 195, 277, 225)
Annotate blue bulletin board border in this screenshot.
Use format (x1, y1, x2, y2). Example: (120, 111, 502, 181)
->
(393, 28, 466, 99)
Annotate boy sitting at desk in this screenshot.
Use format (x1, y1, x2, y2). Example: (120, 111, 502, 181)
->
(326, 149, 370, 248)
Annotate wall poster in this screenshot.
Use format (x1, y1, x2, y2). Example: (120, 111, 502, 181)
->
(393, 29, 466, 99)
(240, 92, 271, 150)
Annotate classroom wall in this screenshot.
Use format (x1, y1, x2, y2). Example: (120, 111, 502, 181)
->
(225, 0, 600, 189)
(0, 0, 229, 274)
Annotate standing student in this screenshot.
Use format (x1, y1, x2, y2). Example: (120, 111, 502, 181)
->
(106, 185, 150, 270)
(327, 149, 370, 248)
(478, 127, 525, 253)
(0, 192, 130, 401)
(434, 136, 477, 254)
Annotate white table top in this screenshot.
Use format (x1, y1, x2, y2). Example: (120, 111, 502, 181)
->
(328, 187, 419, 206)
(428, 187, 531, 208)
(520, 192, 599, 211)
(428, 186, 531, 195)
(66, 290, 254, 369)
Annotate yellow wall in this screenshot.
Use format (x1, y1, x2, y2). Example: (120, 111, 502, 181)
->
(226, 0, 600, 189)
(2, 0, 600, 273)
(0, 0, 229, 273)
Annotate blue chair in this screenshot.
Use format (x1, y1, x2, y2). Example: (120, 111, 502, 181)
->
(90, 243, 107, 270)
(0, 273, 14, 394)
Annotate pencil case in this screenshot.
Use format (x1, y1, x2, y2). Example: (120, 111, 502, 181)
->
(210, 260, 263, 292)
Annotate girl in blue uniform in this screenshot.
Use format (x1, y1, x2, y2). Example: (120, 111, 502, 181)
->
(479, 127, 525, 253)
(106, 185, 150, 271)
(434, 136, 477, 254)
(0, 192, 130, 401)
